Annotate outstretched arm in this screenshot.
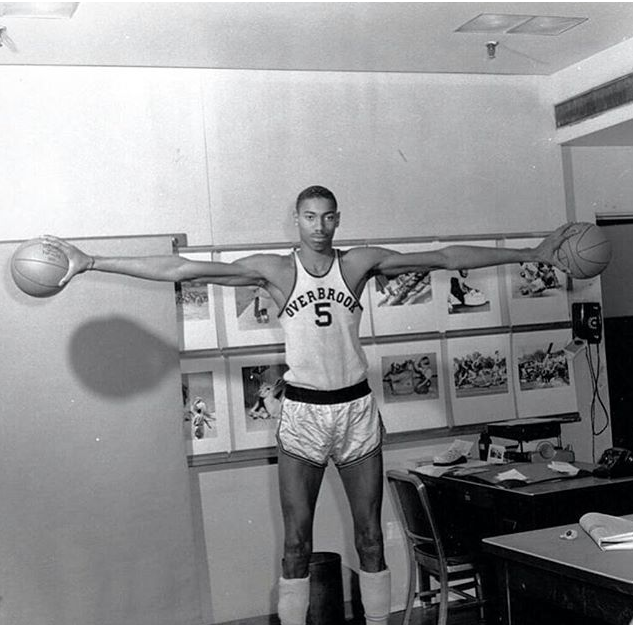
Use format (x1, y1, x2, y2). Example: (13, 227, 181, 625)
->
(43, 235, 269, 287)
(372, 223, 575, 277)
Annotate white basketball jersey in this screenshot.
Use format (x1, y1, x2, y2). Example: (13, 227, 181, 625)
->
(279, 250, 368, 390)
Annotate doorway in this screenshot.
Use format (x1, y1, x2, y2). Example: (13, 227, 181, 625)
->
(596, 219, 633, 450)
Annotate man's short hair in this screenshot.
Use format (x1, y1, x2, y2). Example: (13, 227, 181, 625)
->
(295, 186, 337, 211)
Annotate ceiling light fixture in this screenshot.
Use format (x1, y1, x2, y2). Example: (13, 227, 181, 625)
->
(508, 16, 588, 36)
(0, 2, 79, 19)
(456, 13, 587, 36)
(457, 14, 532, 33)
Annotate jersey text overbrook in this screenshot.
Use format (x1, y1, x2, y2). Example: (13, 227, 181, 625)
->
(284, 287, 361, 317)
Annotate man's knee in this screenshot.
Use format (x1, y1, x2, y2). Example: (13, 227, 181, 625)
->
(283, 535, 313, 578)
(354, 525, 385, 570)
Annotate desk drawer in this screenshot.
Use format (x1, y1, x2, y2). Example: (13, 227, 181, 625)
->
(507, 561, 633, 625)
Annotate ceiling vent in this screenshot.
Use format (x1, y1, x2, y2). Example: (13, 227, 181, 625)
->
(556, 73, 633, 127)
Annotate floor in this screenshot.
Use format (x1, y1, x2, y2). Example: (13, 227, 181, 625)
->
(218, 604, 484, 625)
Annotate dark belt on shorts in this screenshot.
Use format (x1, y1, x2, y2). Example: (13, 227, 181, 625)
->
(284, 379, 371, 405)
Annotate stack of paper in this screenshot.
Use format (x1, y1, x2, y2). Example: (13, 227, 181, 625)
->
(579, 513, 633, 551)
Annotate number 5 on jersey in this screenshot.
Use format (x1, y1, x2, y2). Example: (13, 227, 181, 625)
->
(315, 302, 332, 326)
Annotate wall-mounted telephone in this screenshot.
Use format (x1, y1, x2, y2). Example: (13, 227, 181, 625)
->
(572, 302, 602, 344)
(593, 448, 633, 478)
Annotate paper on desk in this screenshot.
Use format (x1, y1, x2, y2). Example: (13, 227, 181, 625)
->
(494, 469, 528, 482)
(414, 464, 456, 477)
(547, 461, 579, 476)
(580, 512, 633, 550)
(447, 439, 474, 456)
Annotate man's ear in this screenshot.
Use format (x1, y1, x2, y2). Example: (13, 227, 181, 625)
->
(293, 210, 299, 226)
(335, 212, 340, 227)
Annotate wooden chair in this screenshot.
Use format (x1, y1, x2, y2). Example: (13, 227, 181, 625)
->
(386, 469, 486, 625)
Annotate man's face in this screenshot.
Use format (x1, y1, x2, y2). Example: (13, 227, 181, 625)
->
(294, 197, 339, 250)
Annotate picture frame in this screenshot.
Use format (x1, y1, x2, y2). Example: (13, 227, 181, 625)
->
(512, 329, 578, 417)
(503, 237, 569, 325)
(366, 242, 442, 336)
(447, 333, 515, 426)
(366, 339, 448, 433)
(437, 240, 503, 331)
(217, 249, 289, 347)
(180, 356, 231, 455)
(228, 352, 289, 450)
(175, 251, 219, 351)
(487, 443, 507, 464)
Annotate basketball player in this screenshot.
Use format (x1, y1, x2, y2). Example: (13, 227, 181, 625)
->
(44, 187, 575, 625)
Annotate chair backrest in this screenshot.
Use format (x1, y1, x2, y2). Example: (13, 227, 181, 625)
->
(386, 469, 443, 554)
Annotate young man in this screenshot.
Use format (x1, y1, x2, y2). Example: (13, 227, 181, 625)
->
(45, 186, 574, 625)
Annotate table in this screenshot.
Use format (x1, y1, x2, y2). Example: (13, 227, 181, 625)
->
(413, 462, 633, 544)
(483, 515, 633, 625)
(413, 462, 633, 623)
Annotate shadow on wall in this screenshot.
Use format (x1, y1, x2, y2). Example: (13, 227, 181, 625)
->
(68, 315, 178, 397)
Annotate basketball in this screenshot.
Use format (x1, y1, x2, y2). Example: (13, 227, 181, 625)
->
(555, 222, 612, 279)
(11, 238, 69, 297)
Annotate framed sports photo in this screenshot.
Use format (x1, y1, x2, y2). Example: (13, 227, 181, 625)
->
(447, 333, 515, 426)
(175, 251, 219, 351)
(503, 237, 569, 325)
(180, 356, 231, 456)
(436, 240, 503, 331)
(228, 352, 289, 450)
(217, 249, 289, 347)
(367, 339, 448, 433)
(366, 242, 442, 336)
(512, 329, 578, 417)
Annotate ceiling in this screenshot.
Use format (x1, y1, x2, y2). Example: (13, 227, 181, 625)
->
(0, 2, 632, 75)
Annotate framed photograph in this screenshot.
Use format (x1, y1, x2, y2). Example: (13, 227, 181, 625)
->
(447, 334, 515, 426)
(487, 443, 506, 464)
(229, 352, 289, 450)
(504, 237, 569, 325)
(367, 243, 442, 336)
(217, 249, 290, 347)
(367, 339, 448, 433)
(175, 251, 218, 351)
(512, 329, 578, 417)
(180, 356, 231, 455)
(437, 240, 503, 331)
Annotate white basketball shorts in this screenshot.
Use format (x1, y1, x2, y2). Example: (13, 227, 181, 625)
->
(277, 380, 384, 469)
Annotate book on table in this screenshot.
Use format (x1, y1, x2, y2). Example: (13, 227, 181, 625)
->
(580, 512, 633, 550)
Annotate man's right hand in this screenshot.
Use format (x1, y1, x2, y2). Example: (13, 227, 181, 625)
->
(42, 235, 93, 286)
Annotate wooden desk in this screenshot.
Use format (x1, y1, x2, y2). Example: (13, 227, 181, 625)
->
(413, 463, 633, 544)
(413, 463, 633, 624)
(483, 516, 633, 625)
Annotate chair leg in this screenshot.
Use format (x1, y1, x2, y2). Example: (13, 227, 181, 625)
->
(417, 564, 432, 608)
(402, 548, 417, 625)
(475, 570, 486, 624)
(438, 570, 450, 625)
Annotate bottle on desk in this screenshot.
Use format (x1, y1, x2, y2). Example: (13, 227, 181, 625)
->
(478, 430, 492, 461)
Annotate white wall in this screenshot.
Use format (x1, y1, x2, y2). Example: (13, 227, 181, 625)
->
(203, 70, 565, 245)
(0, 236, 201, 625)
(0, 64, 577, 623)
(1, 67, 212, 245)
(568, 146, 633, 218)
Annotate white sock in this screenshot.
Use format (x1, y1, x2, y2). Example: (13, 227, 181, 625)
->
(359, 569, 391, 625)
(278, 576, 310, 625)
